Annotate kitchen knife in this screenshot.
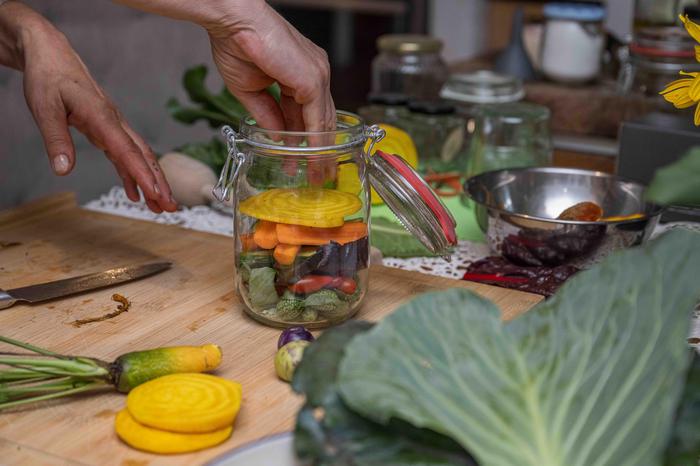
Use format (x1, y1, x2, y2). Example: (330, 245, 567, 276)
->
(0, 262, 171, 310)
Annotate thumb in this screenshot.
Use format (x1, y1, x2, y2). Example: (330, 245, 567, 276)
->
(33, 103, 76, 176)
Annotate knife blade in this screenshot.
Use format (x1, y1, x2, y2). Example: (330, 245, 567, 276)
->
(0, 262, 171, 310)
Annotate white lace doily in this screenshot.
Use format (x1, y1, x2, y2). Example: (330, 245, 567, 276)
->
(85, 187, 699, 348)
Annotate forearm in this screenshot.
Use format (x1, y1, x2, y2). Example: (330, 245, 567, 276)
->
(111, 0, 267, 31)
(0, 1, 55, 71)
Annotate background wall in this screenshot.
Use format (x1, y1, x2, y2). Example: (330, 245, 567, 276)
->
(0, 1, 220, 209)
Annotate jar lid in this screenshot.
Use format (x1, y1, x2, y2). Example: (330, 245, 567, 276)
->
(473, 103, 551, 129)
(407, 99, 455, 115)
(368, 92, 410, 106)
(632, 27, 697, 58)
(440, 70, 525, 104)
(377, 34, 443, 54)
(543, 3, 605, 22)
(367, 149, 457, 256)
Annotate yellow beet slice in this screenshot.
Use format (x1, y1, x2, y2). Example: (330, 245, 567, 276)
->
(115, 409, 232, 454)
(127, 373, 242, 433)
(239, 188, 362, 228)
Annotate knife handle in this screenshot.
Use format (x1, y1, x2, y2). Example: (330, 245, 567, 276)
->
(0, 290, 16, 310)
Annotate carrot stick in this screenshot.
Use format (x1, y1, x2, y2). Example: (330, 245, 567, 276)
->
(276, 222, 368, 246)
(253, 220, 279, 249)
(274, 243, 301, 266)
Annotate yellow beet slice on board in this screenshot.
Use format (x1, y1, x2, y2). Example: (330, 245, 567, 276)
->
(115, 409, 232, 454)
(127, 373, 242, 433)
(239, 188, 362, 228)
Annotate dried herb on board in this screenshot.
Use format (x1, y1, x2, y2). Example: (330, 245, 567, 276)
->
(71, 294, 131, 327)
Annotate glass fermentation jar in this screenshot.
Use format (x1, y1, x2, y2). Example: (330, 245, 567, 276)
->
(372, 34, 449, 99)
(466, 103, 552, 179)
(403, 100, 466, 175)
(214, 111, 457, 328)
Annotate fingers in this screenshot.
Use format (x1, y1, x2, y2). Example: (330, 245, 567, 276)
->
(232, 88, 285, 132)
(31, 99, 76, 176)
(121, 122, 177, 212)
(74, 106, 172, 213)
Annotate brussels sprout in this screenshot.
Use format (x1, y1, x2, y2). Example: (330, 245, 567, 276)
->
(275, 340, 310, 382)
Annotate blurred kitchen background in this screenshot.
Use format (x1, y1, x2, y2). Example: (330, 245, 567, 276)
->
(1, 0, 698, 209)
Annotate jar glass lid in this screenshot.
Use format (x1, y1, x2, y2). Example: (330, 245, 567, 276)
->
(367, 149, 457, 257)
(440, 70, 525, 104)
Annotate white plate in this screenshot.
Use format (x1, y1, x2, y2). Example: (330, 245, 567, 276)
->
(206, 432, 299, 466)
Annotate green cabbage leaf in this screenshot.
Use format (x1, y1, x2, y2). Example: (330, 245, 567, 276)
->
(337, 229, 700, 466)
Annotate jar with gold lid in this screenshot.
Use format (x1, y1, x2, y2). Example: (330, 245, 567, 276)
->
(371, 34, 449, 99)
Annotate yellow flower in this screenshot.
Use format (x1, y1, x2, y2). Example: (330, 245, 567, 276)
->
(661, 17, 700, 125)
(660, 72, 700, 125)
(680, 15, 700, 45)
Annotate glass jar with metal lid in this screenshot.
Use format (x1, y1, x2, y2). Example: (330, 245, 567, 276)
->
(618, 26, 700, 96)
(372, 34, 449, 99)
(213, 111, 456, 328)
(540, 2, 606, 83)
(402, 100, 466, 175)
(357, 92, 411, 127)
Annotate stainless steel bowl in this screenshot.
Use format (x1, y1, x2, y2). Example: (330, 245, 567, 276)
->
(464, 167, 664, 268)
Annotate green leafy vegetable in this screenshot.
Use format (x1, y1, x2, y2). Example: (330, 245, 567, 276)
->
(646, 148, 700, 207)
(337, 229, 700, 466)
(664, 356, 700, 466)
(292, 321, 476, 466)
(248, 267, 279, 309)
(371, 217, 437, 258)
(167, 65, 280, 129)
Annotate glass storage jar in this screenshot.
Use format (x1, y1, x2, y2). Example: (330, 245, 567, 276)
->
(466, 103, 552, 179)
(540, 2, 606, 83)
(357, 93, 411, 127)
(402, 100, 466, 175)
(214, 111, 457, 328)
(372, 34, 449, 99)
(617, 26, 700, 96)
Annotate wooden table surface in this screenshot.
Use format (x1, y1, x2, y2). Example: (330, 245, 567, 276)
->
(0, 193, 542, 466)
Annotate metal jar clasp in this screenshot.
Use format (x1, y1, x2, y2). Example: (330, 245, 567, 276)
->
(213, 126, 247, 202)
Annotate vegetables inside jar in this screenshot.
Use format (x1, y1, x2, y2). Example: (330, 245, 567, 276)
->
(214, 111, 458, 328)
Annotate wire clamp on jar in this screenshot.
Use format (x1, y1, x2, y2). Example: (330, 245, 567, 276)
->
(213, 125, 247, 202)
(362, 125, 386, 164)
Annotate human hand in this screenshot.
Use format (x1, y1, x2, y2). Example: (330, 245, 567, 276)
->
(205, 0, 335, 133)
(1, 2, 176, 213)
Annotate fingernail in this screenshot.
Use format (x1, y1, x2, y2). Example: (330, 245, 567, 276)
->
(153, 183, 161, 196)
(52, 154, 70, 175)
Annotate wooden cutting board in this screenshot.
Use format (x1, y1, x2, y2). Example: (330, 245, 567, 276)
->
(0, 193, 542, 466)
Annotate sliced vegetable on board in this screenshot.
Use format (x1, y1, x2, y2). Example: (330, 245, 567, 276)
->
(0, 337, 223, 410)
(127, 373, 242, 433)
(115, 408, 233, 454)
(335, 229, 700, 466)
(240, 188, 362, 228)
